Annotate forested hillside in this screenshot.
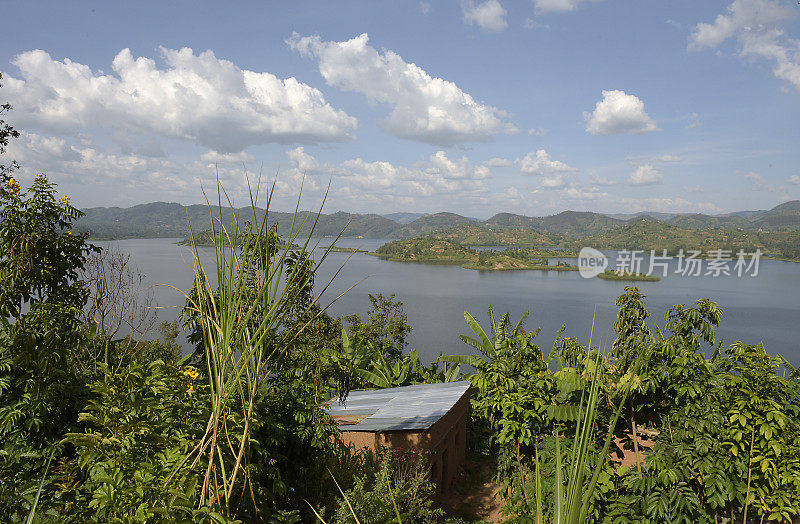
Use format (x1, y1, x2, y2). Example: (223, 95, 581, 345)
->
(77, 200, 800, 246)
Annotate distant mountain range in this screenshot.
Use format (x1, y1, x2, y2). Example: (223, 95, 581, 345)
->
(75, 200, 800, 241)
(381, 212, 428, 225)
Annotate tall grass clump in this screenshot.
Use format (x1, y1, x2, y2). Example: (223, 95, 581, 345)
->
(168, 178, 353, 515)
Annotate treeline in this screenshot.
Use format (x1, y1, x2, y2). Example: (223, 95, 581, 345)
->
(74, 199, 800, 242)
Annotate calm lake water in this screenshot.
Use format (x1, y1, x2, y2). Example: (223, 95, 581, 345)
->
(92, 238, 800, 364)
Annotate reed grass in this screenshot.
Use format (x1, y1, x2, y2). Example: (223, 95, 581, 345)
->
(165, 175, 357, 515)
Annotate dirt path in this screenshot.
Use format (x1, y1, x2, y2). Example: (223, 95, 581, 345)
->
(440, 452, 504, 522)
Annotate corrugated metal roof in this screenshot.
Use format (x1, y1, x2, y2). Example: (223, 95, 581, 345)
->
(325, 381, 471, 432)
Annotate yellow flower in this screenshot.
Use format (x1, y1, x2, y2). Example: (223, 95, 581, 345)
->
(5, 178, 20, 195)
(66, 231, 72, 236)
(183, 368, 199, 380)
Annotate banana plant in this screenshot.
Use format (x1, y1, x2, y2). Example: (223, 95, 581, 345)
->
(321, 328, 373, 403)
(357, 349, 413, 389)
(427, 353, 463, 383)
(439, 307, 541, 374)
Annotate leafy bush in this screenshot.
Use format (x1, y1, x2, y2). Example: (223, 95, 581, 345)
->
(0, 173, 98, 519)
(332, 448, 444, 524)
(62, 359, 213, 522)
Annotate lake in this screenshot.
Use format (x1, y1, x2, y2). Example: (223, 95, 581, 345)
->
(92, 237, 800, 364)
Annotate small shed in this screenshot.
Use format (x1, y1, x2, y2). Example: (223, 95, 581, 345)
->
(326, 381, 471, 494)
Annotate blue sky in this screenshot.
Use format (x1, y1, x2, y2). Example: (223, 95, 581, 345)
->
(1, 0, 799, 217)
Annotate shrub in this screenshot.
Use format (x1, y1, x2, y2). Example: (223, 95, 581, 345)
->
(62, 359, 213, 522)
(332, 448, 444, 524)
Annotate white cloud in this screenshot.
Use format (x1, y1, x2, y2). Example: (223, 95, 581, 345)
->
(420, 1, 431, 15)
(683, 185, 704, 193)
(627, 153, 683, 165)
(629, 164, 663, 185)
(689, 0, 800, 91)
(584, 90, 658, 135)
(534, 0, 597, 14)
(7, 131, 211, 198)
(686, 113, 702, 129)
(462, 0, 508, 32)
(8, 129, 499, 211)
(558, 185, 608, 201)
(287, 33, 509, 145)
(518, 149, 577, 176)
(3, 47, 357, 153)
(528, 127, 548, 136)
(590, 174, 617, 186)
(498, 186, 524, 204)
(282, 147, 493, 206)
(652, 154, 683, 162)
(523, 18, 551, 30)
(788, 175, 800, 185)
(619, 197, 723, 214)
(200, 150, 255, 164)
(541, 174, 567, 188)
(427, 150, 492, 180)
(286, 146, 320, 173)
(483, 157, 513, 167)
(744, 171, 775, 191)
(689, 0, 792, 49)
(549, 181, 723, 214)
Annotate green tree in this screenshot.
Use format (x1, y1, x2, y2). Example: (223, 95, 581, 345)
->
(0, 173, 98, 518)
(344, 293, 412, 362)
(0, 73, 20, 179)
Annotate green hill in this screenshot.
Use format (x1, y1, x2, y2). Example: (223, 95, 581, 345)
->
(481, 212, 540, 229)
(483, 211, 624, 238)
(73, 200, 800, 242)
(750, 200, 800, 231)
(75, 203, 400, 239)
(536, 211, 626, 237)
(374, 238, 473, 264)
(579, 219, 769, 254)
(668, 213, 750, 230)
(429, 223, 561, 247)
(393, 212, 477, 238)
(382, 212, 427, 224)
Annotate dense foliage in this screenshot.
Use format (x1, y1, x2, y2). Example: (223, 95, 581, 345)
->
(455, 288, 800, 522)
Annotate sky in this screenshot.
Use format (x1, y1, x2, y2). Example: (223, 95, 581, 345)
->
(1, 0, 799, 217)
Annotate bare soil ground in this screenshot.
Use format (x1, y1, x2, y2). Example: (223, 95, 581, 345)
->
(440, 451, 504, 522)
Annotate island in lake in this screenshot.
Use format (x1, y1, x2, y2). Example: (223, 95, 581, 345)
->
(370, 238, 580, 272)
(596, 270, 661, 282)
